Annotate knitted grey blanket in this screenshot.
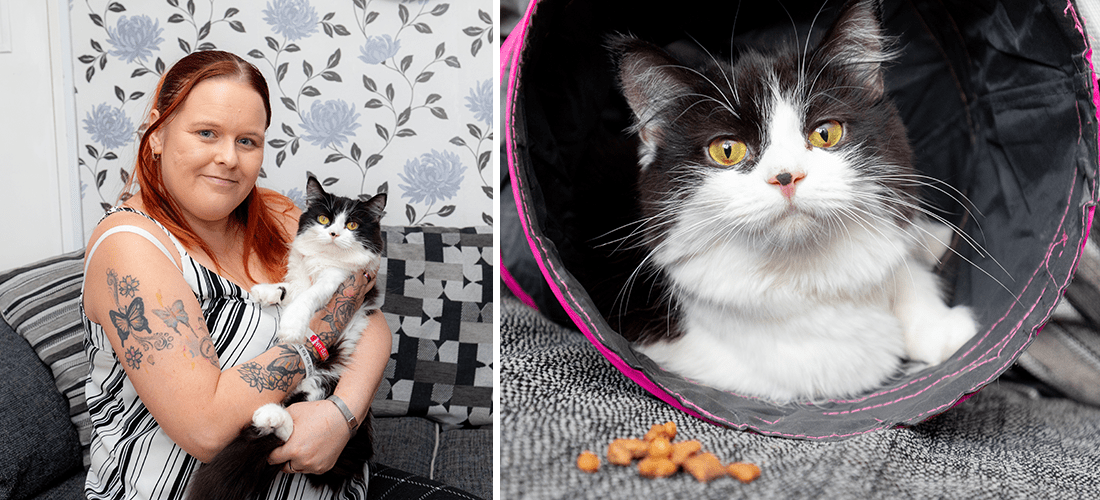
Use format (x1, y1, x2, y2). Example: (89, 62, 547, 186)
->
(500, 294, 1100, 499)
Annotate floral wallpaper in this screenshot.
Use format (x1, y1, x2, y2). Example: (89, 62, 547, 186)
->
(73, 0, 494, 233)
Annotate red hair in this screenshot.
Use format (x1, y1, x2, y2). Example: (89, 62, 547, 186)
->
(121, 50, 291, 283)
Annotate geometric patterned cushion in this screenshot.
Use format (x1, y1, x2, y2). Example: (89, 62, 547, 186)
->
(372, 226, 494, 429)
(0, 249, 91, 464)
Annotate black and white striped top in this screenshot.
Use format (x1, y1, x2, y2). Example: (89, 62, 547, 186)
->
(82, 208, 367, 499)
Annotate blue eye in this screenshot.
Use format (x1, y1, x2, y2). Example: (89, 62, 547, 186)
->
(198, 130, 214, 139)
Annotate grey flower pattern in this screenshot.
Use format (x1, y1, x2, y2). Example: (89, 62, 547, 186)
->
(262, 0, 319, 41)
(358, 35, 401, 65)
(106, 15, 164, 63)
(83, 103, 135, 150)
(284, 187, 306, 211)
(465, 79, 492, 125)
(299, 99, 361, 149)
(398, 149, 466, 206)
(73, 1, 491, 228)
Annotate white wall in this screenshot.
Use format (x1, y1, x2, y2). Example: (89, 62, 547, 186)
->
(0, 0, 82, 271)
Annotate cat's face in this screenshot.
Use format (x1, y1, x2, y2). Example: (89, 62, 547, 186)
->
(297, 176, 386, 257)
(615, 0, 917, 255)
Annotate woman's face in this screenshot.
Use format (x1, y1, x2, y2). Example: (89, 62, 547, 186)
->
(149, 77, 266, 228)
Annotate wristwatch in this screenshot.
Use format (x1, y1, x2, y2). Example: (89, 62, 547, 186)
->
(326, 394, 359, 434)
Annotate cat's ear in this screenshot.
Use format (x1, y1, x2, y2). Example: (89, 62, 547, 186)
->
(610, 35, 693, 165)
(817, 0, 893, 100)
(305, 174, 326, 202)
(362, 193, 387, 220)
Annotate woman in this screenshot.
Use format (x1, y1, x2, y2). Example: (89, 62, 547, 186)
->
(80, 50, 390, 499)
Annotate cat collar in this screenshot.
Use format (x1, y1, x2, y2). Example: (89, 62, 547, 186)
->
(308, 332, 329, 362)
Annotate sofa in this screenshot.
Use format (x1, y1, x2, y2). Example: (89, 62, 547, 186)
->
(0, 225, 493, 500)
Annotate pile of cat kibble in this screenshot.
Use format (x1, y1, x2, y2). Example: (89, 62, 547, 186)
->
(575, 421, 761, 484)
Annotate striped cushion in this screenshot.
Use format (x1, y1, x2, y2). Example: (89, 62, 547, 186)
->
(0, 250, 91, 461)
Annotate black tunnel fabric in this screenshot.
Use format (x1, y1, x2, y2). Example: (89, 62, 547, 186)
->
(502, 0, 1100, 439)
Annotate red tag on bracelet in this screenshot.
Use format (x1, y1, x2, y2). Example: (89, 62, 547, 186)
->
(308, 333, 329, 362)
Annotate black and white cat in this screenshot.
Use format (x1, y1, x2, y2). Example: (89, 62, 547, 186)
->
(612, 0, 977, 402)
(189, 175, 386, 499)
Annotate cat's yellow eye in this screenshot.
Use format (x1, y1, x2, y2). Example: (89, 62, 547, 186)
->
(317, 215, 330, 225)
(808, 120, 843, 148)
(707, 138, 748, 167)
(346, 222, 359, 231)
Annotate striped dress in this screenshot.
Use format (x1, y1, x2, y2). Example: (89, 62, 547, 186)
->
(82, 208, 368, 500)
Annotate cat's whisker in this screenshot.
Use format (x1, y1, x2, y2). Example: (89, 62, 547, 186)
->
(688, 34, 742, 106)
(871, 172, 992, 249)
(848, 190, 1018, 302)
(857, 187, 1002, 274)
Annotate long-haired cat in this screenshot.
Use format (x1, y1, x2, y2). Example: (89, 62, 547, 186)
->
(611, 0, 977, 402)
(188, 175, 386, 499)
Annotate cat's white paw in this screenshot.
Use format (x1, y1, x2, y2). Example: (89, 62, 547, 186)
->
(252, 403, 293, 442)
(250, 283, 287, 306)
(905, 305, 978, 365)
(276, 318, 310, 344)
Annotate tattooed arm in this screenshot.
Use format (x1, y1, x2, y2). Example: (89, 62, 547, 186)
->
(270, 273, 392, 475)
(82, 211, 308, 463)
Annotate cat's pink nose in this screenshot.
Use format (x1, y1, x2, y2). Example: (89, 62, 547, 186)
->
(768, 171, 805, 186)
(768, 171, 805, 200)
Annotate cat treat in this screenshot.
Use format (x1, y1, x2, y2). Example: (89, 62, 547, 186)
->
(578, 421, 760, 484)
(728, 462, 762, 484)
(577, 451, 601, 473)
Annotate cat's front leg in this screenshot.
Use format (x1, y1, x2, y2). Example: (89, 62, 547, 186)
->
(250, 283, 290, 307)
(276, 268, 352, 343)
(893, 260, 978, 365)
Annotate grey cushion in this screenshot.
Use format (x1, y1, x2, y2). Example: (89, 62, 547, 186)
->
(0, 317, 82, 500)
(435, 427, 492, 500)
(372, 417, 438, 478)
(371, 416, 492, 500)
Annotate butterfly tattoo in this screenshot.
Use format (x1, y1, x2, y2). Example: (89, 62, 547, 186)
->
(105, 269, 176, 369)
(110, 297, 151, 344)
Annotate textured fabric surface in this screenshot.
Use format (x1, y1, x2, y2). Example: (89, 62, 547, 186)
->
(367, 465, 484, 500)
(435, 427, 493, 500)
(372, 417, 439, 478)
(0, 317, 83, 500)
(500, 293, 1100, 499)
(30, 473, 85, 500)
(373, 225, 495, 428)
(372, 417, 494, 500)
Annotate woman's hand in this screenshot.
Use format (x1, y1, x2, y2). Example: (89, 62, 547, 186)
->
(267, 400, 350, 474)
